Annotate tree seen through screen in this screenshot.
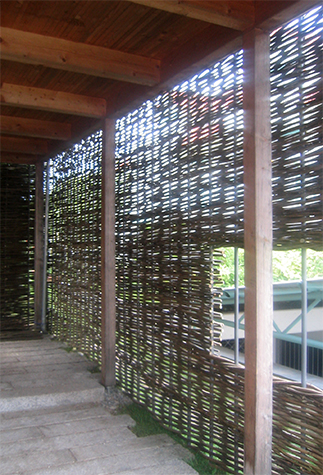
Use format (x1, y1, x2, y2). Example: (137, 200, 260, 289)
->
(218, 248, 323, 288)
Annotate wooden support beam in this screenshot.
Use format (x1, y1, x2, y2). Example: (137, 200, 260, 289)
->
(101, 118, 116, 388)
(243, 28, 273, 475)
(256, 0, 320, 31)
(0, 152, 40, 164)
(128, 0, 254, 30)
(0, 115, 71, 140)
(1, 83, 107, 118)
(1, 136, 48, 155)
(34, 161, 44, 328)
(0, 27, 160, 86)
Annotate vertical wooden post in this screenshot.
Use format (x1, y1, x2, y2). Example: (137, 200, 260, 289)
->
(101, 119, 116, 387)
(34, 160, 44, 328)
(243, 29, 273, 475)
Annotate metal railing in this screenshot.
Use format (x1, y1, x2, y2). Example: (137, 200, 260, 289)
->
(214, 248, 323, 386)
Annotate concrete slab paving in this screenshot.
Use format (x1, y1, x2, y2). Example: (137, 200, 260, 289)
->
(0, 337, 197, 474)
(0, 337, 104, 413)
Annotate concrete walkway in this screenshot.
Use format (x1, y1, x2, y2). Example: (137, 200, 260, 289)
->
(0, 337, 197, 475)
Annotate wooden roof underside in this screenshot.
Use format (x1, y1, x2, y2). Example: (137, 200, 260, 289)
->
(0, 0, 319, 164)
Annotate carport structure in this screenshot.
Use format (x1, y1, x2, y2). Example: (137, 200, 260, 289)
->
(1, 2, 322, 474)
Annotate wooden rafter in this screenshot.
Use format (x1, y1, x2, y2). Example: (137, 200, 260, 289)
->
(255, 0, 320, 30)
(1, 136, 48, 155)
(0, 27, 161, 86)
(0, 83, 107, 118)
(128, 0, 254, 30)
(0, 152, 41, 164)
(0, 116, 71, 140)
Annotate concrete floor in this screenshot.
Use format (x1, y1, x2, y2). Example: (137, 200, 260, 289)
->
(0, 337, 197, 475)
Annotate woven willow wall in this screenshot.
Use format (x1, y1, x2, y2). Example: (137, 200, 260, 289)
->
(45, 5, 322, 474)
(0, 163, 35, 331)
(47, 132, 102, 361)
(271, 6, 323, 250)
(115, 6, 322, 474)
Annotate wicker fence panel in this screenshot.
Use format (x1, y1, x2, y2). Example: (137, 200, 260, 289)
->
(115, 61, 235, 462)
(115, 6, 322, 473)
(47, 131, 102, 362)
(43, 5, 322, 473)
(271, 6, 323, 251)
(0, 163, 35, 331)
(272, 379, 323, 475)
(115, 50, 243, 470)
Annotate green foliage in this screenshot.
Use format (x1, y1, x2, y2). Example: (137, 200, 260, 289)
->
(88, 365, 101, 374)
(307, 249, 323, 279)
(218, 248, 323, 287)
(272, 249, 301, 282)
(218, 248, 244, 287)
(123, 403, 165, 437)
(122, 403, 229, 474)
(61, 345, 75, 353)
(272, 249, 323, 282)
(188, 453, 229, 475)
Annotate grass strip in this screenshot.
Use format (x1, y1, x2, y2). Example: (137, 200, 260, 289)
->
(121, 402, 228, 475)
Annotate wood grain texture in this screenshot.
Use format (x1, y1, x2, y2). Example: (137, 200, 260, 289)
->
(0, 27, 161, 86)
(0, 116, 71, 140)
(1, 136, 48, 155)
(101, 119, 116, 388)
(243, 28, 273, 475)
(34, 161, 44, 327)
(1, 83, 107, 118)
(0, 153, 41, 164)
(129, 0, 254, 30)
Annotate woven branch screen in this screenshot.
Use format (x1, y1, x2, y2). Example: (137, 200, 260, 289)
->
(0, 163, 35, 331)
(47, 131, 102, 362)
(115, 6, 323, 474)
(44, 5, 322, 474)
(271, 6, 323, 251)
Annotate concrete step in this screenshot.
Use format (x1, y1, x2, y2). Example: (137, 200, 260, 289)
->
(0, 337, 105, 413)
(0, 338, 198, 474)
(0, 385, 105, 413)
(0, 403, 195, 475)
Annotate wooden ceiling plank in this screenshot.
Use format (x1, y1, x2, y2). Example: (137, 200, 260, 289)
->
(0, 152, 41, 165)
(0, 27, 161, 86)
(1, 136, 48, 155)
(0, 115, 71, 140)
(128, 0, 254, 31)
(0, 83, 107, 119)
